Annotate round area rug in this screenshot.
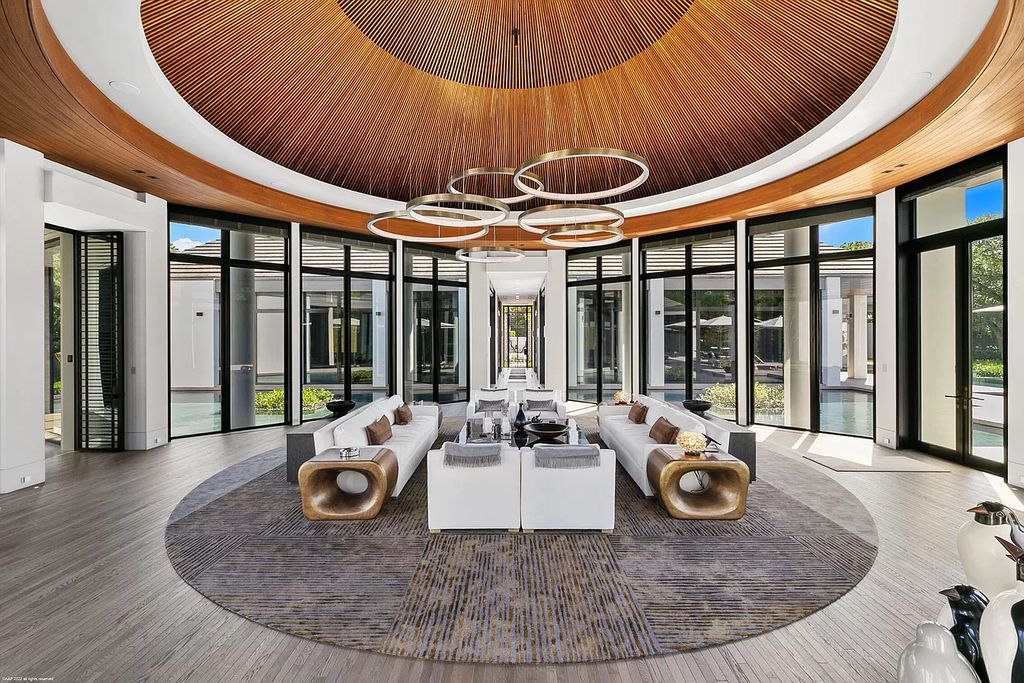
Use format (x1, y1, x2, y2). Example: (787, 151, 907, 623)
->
(165, 420, 877, 664)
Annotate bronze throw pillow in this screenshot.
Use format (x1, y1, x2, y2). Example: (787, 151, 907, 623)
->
(649, 416, 679, 444)
(627, 402, 648, 424)
(366, 415, 393, 445)
(394, 403, 413, 425)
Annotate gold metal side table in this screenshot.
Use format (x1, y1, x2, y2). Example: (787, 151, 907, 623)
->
(646, 446, 750, 520)
(298, 447, 398, 521)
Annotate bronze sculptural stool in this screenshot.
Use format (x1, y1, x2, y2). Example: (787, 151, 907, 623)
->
(647, 447, 750, 520)
(298, 448, 398, 521)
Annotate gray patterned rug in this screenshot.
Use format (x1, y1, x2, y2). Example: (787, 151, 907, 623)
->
(165, 417, 878, 664)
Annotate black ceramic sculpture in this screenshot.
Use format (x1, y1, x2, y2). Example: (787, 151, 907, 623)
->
(940, 585, 989, 683)
(683, 399, 712, 417)
(513, 402, 527, 432)
(326, 399, 356, 417)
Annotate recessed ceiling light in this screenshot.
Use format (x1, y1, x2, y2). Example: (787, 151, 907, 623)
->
(916, 71, 933, 80)
(108, 80, 141, 95)
(881, 169, 893, 174)
(895, 163, 907, 168)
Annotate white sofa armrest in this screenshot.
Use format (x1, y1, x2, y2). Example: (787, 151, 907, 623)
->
(597, 403, 631, 424)
(411, 403, 440, 420)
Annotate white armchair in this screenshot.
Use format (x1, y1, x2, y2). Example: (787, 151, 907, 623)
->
(427, 443, 522, 531)
(466, 388, 512, 420)
(518, 388, 566, 421)
(520, 444, 615, 531)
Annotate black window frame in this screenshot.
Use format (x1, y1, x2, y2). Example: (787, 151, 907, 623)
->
(167, 206, 292, 439)
(565, 243, 632, 404)
(402, 244, 470, 404)
(746, 199, 876, 436)
(299, 226, 395, 421)
(639, 222, 738, 419)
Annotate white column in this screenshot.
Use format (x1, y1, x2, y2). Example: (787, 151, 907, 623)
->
(468, 261, 489, 392)
(629, 238, 640, 396)
(850, 294, 869, 380)
(372, 279, 388, 388)
(783, 229, 811, 428)
(59, 234, 76, 449)
(647, 278, 666, 388)
(122, 195, 170, 449)
(1007, 139, 1024, 486)
(545, 250, 567, 397)
(0, 140, 46, 493)
(820, 277, 842, 387)
(288, 222, 301, 422)
(395, 240, 405, 398)
(874, 189, 898, 448)
(735, 221, 750, 425)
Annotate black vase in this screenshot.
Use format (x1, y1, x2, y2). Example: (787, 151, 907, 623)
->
(513, 402, 527, 432)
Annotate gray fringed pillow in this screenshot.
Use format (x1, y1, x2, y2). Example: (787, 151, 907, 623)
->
(526, 399, 557, 413)
(443, 442, 502, 468)
(476, 398, 507, 413)
(533, 445, 601, 469)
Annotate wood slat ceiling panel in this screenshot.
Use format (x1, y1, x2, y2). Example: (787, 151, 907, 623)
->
(138, 0, 897, 203)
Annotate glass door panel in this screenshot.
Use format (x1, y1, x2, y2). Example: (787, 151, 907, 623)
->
(601, 283, 629, 403)
(437, 285, 467, 403)
(968, 236, 1005, 466)
(404, 282, 434, 403)
(693, 272, 736, 419)
(917, 247, 958, 451)
(646, 277, 686, 402)
(350, 278, 390, 407)
(568, 285, 597, 402)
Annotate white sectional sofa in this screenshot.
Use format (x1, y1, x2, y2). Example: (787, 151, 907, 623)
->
(599, 395, 755, 497)
(427, 444, 522, 531)
(289, 394, 438, 496)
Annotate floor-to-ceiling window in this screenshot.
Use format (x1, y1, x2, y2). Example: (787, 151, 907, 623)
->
(898, 149, 1006, 474)
(300, 230, 393, 419)
(567, 246, 631, 403)
(169, 208, 290, 437)
(641, 225, 736, 419)
(403, 247, 468, 403)
(747, 201, 875, 436)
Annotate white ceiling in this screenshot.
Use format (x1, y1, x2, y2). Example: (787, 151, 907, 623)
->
(489, 271, 547, 298)
(41, 0, 996, 223)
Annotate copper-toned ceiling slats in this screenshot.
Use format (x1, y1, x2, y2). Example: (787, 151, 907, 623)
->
(139, 0, 896, 203)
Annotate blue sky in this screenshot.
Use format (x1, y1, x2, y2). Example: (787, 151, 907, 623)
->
(169, 222, 220, 249)
(819, 216, 874, 247)
(966, 178, 1004, 221)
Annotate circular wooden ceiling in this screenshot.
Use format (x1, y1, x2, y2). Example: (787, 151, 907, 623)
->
(140, 0, 897, 206)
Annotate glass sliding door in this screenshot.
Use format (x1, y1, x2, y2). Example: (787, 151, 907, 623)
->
(752, 263, 811, 428)
(301, 231, 393, 417)
(641, 227, 736, 418)
(747, 202, 874, 434)
(169, 208, 290, 437)
(566, 246, 631, 403)
(403, 248, 468, 404)
(900, 151, 1006, 474)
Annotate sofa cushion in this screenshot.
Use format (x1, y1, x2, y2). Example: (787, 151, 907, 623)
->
(333, 424, 369, 448)
(628, 402, 648, 424)
(366, 416, 393, 445)
(526, 399, 556, 413)
(380, 395, 402, 423)
(394, 403, 413, 425)
(476, 398, 507, 413)
(649, 416, 679, 444)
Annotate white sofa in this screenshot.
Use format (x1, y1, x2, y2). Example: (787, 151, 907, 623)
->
(305, 394, 438, 496)
(599, 395, 710, 497)
(427, 444, 522, 531)
(520, 445, 615, 531)
(518, 388, 567, 421)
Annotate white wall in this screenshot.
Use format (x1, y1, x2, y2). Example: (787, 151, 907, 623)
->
(545, 250, 567, 397)
(874, 190, 898, 448)
(468, 262, 490, 391)
(0, 141, 46, 493)
(1007, 139, 1024, 486)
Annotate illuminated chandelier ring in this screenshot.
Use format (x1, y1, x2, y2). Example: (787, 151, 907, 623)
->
(367, 210, 490, 243)
(447, 167, 545, 205)
(517, 203, 624, 235)
(455, 246, 527, 263)
(406, 193, 509, 227)
(540, 224, 625, 248)
(513, 148, 650, 201)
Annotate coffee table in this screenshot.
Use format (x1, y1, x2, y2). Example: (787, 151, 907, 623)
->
(298, 447, 398, 521)
(646, 446, 750, 520)
(457, 417, 587, 448)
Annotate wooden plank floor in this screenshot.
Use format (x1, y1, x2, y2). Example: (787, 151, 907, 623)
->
(0, 422, 1020, 682)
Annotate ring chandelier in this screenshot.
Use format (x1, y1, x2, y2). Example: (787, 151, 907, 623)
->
(366, 147, 648, 254)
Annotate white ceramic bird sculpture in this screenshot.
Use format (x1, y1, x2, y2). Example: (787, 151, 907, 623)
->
(898, 621, 982, 683)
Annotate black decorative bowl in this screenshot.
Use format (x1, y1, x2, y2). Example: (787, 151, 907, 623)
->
(523, 422, 570, 441)
(683, 400, 712, 416)
(326, 399, 356, 417)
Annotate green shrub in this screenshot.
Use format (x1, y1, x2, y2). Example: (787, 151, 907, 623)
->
(350, 369, 374, 384)
(254, 387, 336, 414)
(698, 382, 785, 414)
(973, 360, 1004, 378)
